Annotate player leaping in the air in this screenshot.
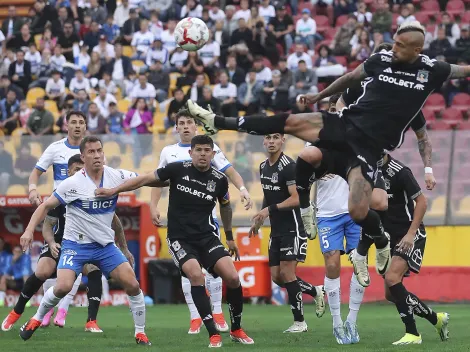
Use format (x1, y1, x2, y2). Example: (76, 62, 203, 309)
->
(150, 111, 251, 334)
(18, 136, 151, 346)
(183, 21, 469, 285)
(95, 133, 254, 348)
(249, 133, 325, 333)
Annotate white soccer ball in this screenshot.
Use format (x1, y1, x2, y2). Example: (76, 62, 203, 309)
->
(174, 17, 209, 51)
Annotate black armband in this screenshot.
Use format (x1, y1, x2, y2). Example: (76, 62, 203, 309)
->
(225, 230, 234, 241)
(268, 204, 279, 214)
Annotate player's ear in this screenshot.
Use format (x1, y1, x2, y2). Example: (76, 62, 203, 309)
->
(189, 149, 193, 156)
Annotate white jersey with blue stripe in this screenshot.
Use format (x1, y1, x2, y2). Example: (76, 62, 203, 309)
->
(35, 138, 82, 189)
(316, 175, 349, 218)
(53, 165, 137, 246)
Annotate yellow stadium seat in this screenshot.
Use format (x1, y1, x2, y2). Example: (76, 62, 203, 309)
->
(26, 87, 46, 106)
(140, 154, 159, 173)
(132, 60, 145, 73)
(0, 129, 4, 137)
(6, 185, 27, 195)
(181, 85, 191, 95)
(251, 152, 267, 171)
(123, 46, 134, 57)
(117, 99, 131, 114)
(103, 141, 121, 157)
(234, 198, 258, 221)
(115, 87, 122, 100)
(204, 73, 210, 85)
(45, 100, 59, 118)
(11, 128, 26, 137)
(29, 142, 43, 159)
(119, 155, 136, 171)
(248, 182, 264, 203)
(89, 90, 97, 101)
(427, 196, 446, 218)
(456, 196, 470, 216)
(3, 140, 16, 159)
(34, 34, 42, 49)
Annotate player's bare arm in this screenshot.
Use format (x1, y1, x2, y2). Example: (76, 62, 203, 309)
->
(414, 125, 436, 190)
(42, 215, 61, 258)
(223, 166, 252, 209)
(20, 195, 61, 252)
(149, 188, 163, 227)
(95, 172, 168, 197)
(218, 195, 239, 260)
(448, 64, 470, 79)
(112, 214, 134, 268)
(397, 194, 427, 254)
(28, 168, 44, 206)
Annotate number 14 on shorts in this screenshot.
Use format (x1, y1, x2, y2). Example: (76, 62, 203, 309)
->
(62, 255, 74, 266)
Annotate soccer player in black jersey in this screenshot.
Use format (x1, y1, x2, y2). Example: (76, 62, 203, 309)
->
(249, 133, 325, 333)
(379, 154, 449, 345)
(95, 133, 254, 348)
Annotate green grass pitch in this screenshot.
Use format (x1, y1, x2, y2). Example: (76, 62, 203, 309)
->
(0, 304, 467, 351)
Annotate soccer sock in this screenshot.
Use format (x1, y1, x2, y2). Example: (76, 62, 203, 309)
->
(347, 273, 365, 324)
(43, 278, 56, 296)
(33, 287, 61, 321)
(297, 277, 317, 297)
(214, 113, 289, 135)
(324, 276, 342, 327)
(14, 274, 45, 314)
(58, 274, 81, 311)
(226, 284, 243, 331)
(296, 157, 316, 209)
(388, 282, 419, 336)
(182, 276, 200, 320)
(357, 230, 375, 257)
(86, 270, 102, 322)
(101, 274, 111, 301)
(285, 280, 304, 322)
(128, 290, 146, 335)
(391, 282, 437, 325)
(191, 285, 218, 336)
(355, 209, 388, 250)
(206, 274, 223, 315)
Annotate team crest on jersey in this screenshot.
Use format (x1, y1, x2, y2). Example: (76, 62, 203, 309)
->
(272, 172, 278, 184)
(278, 163, 283, 171)
(416, 70, 429, 83)
(207, 180, 216, 192)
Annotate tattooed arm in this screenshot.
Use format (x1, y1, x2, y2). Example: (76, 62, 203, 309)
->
(448, 64, 470, 79)
(415, 126, 436, 191)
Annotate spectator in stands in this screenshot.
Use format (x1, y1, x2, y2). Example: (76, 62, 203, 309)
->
(0, 245, 32, 304)
(314, 45, 338, 67)
(84, 21, 102, 53)
(170, 46, 190, 72)
(354, 1, 372, 28)
(114, 0, 131, 28)
(371, 0, 392, 43)
(287, 43, 313, 71)
(0, 238, 11, 281)
(130, 72, 156, 107)
(233, 141, 254, 183)
(209, 1, 226, 22)
(373, 31, 384, 48)
(269, 4, 294, 54)
(99, 71, 118, 95)
(79, 14, 93, 40)
(456, 26, 470, 61)
(86, 51, 103, 80)
(124, 70, 138, 97)
(334, 0, 355, 23)
(295, 9, 317, 52)
(10, 24, 34, 52)
(58, 21, 81, 63)
(261, 70, 289, 112)
(429, 26, 452, 58)
(289, 60, 318, 102)
(198, 32, 220, 82)
(0, 50, 15, 78)
(330, 14, 357, 55)
(247, 6, 265, 30)
(0, 141, 13, 194)
(180, 51, 204, 86)
(442, 59, 470, 105)
(396, 5, 416, 27)
(25, 43, 41, 77)
(106, 43, 132, 94)
(12, 145, 37, 185)
(161, 18, 177, 54)
(73, 89, 91, 114)
(148, 60, 169, 103)
(25, 97, 54, 136)
(52, 6, 71, 37)
(351, 29, 373, 61)
(70, 69, 92, 98)
(147, 39, 169, 68)
(213, 71, 237, 116)
(8, 50, 31, 95)
(252, 55, 272, 83)
(45, 70, 66, 108)
(68, 0, 84, 26)
(189, 73, 206, 101)
(165, 87, 187, 129)
(49, 45, 67, 74)
(223, 5, 239, 36)
(435, 12, 460, 46)
(102, 15, 121, 44)
(278, 57, 293, 87)
(181, 0, 203, 18)
(0, 30, 6, 57)
(94, 86, 117, 118)
(86, 102, 107, 134)
(149, 11, 163, 39)
(237, 69, 263, 115)
(131, 20, 155, 59)
(39, 28, 57, 53)
(0, 75, 22, 101)
(1, 6, 23, 39)
(202, 9, 216, 31)
(231, 18, 253, 48)
(93, 35, 115, 62)
(225, 54, 246, 86)
(251, 20, 279, 66)
(86, 0, 108, 25)
(259, 0, 275, 24)
(106, 102, 124, 135)
(18, 100, 31, 127)
(124, 98, 153, 134)
(234, 0, 251, 22)
(198, 86, 222, 115)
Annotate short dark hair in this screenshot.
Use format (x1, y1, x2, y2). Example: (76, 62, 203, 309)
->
(66, 110, 86, 122)
(175, 108, 195, 124)
(68, 154, 83, 168)
(191, 135, 214, 150)
(298, 60, 306, 65)
(373, 43, 392, 54)
(80, 136, 102, 153)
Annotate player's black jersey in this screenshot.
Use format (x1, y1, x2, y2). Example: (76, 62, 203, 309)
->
(46, 205, 66, 243)
(342, 51, 450, 151)
(381, 156, 425, 237)
(260, 153, 305, 237)
(156, 161, 229, 240)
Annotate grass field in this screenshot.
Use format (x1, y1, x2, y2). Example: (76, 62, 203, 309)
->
(0, 304, 467, 352)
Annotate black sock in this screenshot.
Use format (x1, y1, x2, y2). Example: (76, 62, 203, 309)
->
(392, 284, 437, 325)
(285, 280, 304, 322)
(297, 277, 317, 297)
(296, 157, 316, 209)
(355, 209, 388, 250)
(389, 283, 419, 336)
(226, 285, 243, 331)
(357, 229, 375, 256)
(14, 274, 44, 314)
(214, 113, 289, 134)
(191, 285, 218, 336)
(86, 270, 102, 322)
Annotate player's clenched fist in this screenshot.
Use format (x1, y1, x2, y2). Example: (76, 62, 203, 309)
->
(297, 93, 321, 106)
(424, 172, 436, 191)
(95, 187, 117, 198)
(29, 190, 42, 207)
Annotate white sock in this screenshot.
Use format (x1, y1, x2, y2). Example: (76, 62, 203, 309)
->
(128, 290, 145, 336)
(58, 274, 81, 311)
(33, 287, 61, 321)
(353, 251, 366, 261)
(182, 276, 200, 320)
(101, 275, 111, 301)
(324, 276, 342, 327)
(0, 291, 5, 301)
(206, 274, 223, 314)
(347, 273, 365, 324)
(43, 278, 56, 296)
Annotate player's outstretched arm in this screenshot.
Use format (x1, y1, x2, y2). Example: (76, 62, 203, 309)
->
(95, 172, 167, 197)
(397, 194, 427, 254)
(415, 125, 436, 190)
(448, 64, 470, 79)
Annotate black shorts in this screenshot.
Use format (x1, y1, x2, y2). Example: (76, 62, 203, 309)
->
(268, 233, 308, 267)
(38, 243, 60, 279)
(318, 112, 384, 187)
(390, 228, 426, 274)
(167, 236, 231, 277)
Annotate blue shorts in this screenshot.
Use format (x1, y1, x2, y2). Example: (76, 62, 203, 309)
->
(58, 240, 128, 278)
(317, 213, 361, 254)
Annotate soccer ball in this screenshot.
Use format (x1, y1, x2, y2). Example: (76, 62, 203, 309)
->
(175, 17, 209, 51)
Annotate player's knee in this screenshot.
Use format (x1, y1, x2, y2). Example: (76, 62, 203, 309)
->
(54, 281, 74, 297)
(384, 271, 401, 288)
(224, 272, 240, 289)
(279, 266, 296, 283)
(186, 270, 205, 286)
(348, 204, 369, 222)
(34, 272, 50, 281)
(324, 261, 340, 279)
(124, 279, 141, 296)
(299, 147, 322, 167)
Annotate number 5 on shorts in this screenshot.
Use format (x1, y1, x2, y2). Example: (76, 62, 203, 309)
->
(321, 235, 329, 249)
(62, 255, 74, 266)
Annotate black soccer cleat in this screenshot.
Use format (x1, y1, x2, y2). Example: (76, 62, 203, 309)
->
(19, 318, 41, 341)
(135, 332, 152, 346)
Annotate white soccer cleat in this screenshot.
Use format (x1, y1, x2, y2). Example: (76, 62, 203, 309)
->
(314, 285, 326, 318)
(333, 325, 352, 345)
(283, 321, 308, 333)
(186, 100, 218, 135)
(344, 320, 360, 344)
(301, 205, 317, 240)
(375, 238, 391, 276)
(349, 250, 370, 287)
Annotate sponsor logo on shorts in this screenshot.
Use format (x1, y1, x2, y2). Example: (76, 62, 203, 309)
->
(177, 249, 187, 260)
(208, 244, 224, 253)
(319, 227, 330, 234)
(280, 247, 293, 252)
(62, 249, 77, 256)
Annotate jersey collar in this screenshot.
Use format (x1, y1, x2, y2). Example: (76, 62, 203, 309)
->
(65, 138, 80, 149)
(178, 142, 191, 147)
